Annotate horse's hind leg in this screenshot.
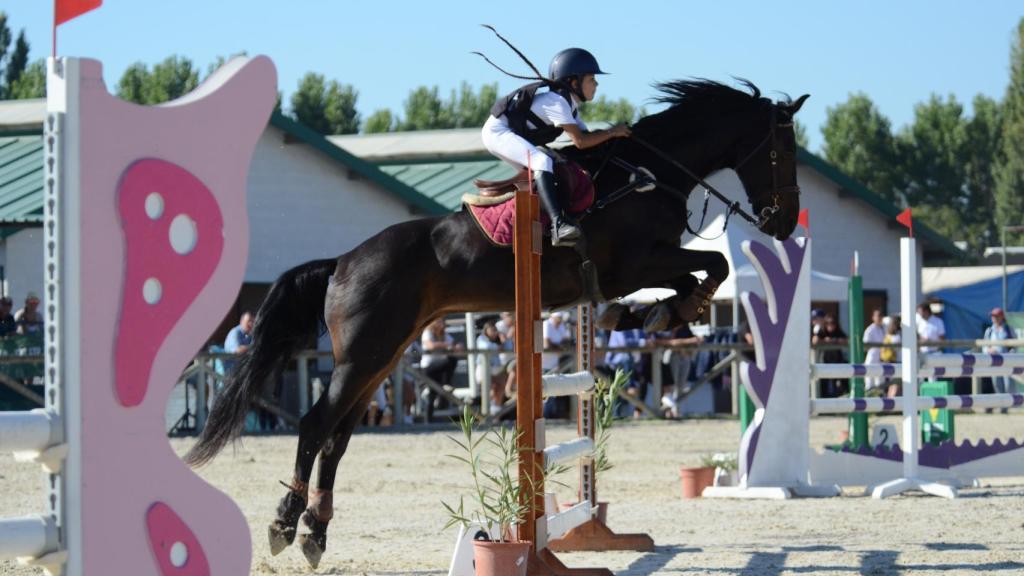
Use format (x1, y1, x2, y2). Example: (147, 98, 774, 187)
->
(267, 381, 344, 556)
(294, 383, 377, 568)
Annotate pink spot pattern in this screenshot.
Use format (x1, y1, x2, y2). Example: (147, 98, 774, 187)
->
(146, 502, 211, 576)
(114, 158, 223, 406)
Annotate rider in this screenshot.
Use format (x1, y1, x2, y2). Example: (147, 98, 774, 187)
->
(482, 48, 631, 246)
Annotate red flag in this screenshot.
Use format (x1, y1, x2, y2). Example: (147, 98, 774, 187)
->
(896, 208, 913, 237)
(55, 0, 102, 26)
(797, 208, 810, 235)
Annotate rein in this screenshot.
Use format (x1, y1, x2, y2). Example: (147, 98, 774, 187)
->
(590, 106, 799, 239)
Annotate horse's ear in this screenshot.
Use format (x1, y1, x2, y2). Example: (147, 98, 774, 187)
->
(786, 94, 810, 115)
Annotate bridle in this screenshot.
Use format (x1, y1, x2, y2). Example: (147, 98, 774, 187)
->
(625, 103, 800, 236)
(732, 106, 802, 227)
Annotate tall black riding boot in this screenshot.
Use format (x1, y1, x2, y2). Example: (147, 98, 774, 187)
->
(532, 170, 581, 246)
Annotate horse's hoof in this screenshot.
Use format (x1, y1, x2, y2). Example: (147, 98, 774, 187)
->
(297, 533, 324, 569)
(268, 521, 296, 556)
(596, 303, 627, 331)
(642, 303, 671, 333)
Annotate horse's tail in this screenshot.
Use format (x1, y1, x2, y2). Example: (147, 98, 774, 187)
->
(185, 257, 337, 467)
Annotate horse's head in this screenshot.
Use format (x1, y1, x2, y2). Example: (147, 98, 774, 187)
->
(730, 94, 809, 240)
(643, 81, 809, 241)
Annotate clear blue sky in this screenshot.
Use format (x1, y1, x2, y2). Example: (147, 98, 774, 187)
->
(4, 1, 1022, 150)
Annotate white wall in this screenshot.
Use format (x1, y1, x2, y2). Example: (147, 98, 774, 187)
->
(244, 127, 428, 282)
(4, 229, 45, 307)
(691, 165, 921, 329)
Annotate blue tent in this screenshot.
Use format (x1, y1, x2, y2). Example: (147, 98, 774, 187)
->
(928, 270, 1024, 341)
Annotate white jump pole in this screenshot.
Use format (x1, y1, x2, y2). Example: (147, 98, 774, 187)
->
(870, 237, 957, 499)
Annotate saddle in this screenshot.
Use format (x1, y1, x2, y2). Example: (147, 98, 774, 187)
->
(473, 168, 531, 197)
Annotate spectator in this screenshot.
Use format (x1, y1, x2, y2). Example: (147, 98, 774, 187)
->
(916, 302, 945, 354)
(225, 311, 267, 429)
(984, 308, 1017, 413)
(882, 315, 902, 398)
(14, 292, 44, 335)
(498, 317, 517, 410)
(811, 308, 826, 338)
(814, 314, 848, 397)
(862, 309, 886, 392)
(225, 311, 254, 355)
(542, 311, 573, 418)
(475, 321, 506, 413)
(736, 320, 756, 363)
(652, 324, 702, 418)
(605, 326, 647, 417)
(0, 297, 15, 337)
(420, 318, 461, 421)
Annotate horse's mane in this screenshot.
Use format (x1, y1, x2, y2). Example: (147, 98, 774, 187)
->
(633, 79, 770, 136)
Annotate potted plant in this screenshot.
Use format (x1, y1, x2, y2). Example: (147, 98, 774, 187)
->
(443, 406, 532, 576)
(708, 451, 739, 487)
(590, 368, 628, 521)
(679, 453, 718, 499)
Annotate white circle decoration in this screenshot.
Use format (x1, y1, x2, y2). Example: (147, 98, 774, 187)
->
(169, 214, 198, 255)
(143, 278, 162, 305)
(169, 541, 188, 568)
(145, 193, 164, 220)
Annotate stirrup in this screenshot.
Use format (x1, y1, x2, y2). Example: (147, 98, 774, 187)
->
(551, 220, 581, 246)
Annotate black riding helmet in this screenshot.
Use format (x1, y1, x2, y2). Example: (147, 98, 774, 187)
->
(549, 48, 607, 100)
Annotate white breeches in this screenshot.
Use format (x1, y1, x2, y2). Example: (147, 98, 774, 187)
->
(481, 115, 554, 173)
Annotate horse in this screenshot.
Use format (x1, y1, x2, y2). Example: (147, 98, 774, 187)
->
(186, 79, 809, 567)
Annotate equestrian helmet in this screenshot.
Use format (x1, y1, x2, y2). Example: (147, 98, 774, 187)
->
(549, 48, 607, 81)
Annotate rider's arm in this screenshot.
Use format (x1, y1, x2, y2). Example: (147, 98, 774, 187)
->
(561, 123, 631, 150)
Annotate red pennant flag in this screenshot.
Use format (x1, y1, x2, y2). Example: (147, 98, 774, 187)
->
(55, 0, 102, 26)
(797, 208, 810, 235)
(896, 208, 913, 237)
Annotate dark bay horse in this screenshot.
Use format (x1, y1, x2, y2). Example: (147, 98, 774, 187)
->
(187, 80, 808, 567)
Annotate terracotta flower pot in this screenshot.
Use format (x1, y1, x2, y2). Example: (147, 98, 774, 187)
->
(472, 540, 531, 576)
(557, 500, 607, 524)
(679, 466, 716, 498)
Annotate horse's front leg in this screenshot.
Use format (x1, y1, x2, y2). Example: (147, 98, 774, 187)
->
(598, 246, 729, 332)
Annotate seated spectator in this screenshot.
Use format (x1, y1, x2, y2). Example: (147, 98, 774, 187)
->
(543, 311, 574, 418)
(420, 317, 461, 421)
(652, 323, 702, 418)
(15, 292, 44, 335)
(0, 297, 15, 337)
(882, 315, 902, 398)
(605, 326, 647, 417)
(862, 309, 886, 392)
(814, 314, 848, 397)
(475, 321, 506, 413)
(225, 311, 269, 429)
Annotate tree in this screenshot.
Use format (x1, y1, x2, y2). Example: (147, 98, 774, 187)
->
(821, 93, 905, 204)
(898, 94, 966, 208)
(452, 82, 498, 128)
(962, 95, 1003, 249)
(115, 56, 199, 105)
(6, 59, 45, 99)
(290, 73, 360, 135)
(398, 86, 454, 131)
(995, 18, 1024, 246)
(579, 95, 639, 124)
(363, 109, 394, 133)
(116, 63, 148, 104)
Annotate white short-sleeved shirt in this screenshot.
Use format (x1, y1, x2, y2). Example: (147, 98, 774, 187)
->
(542, 318, 572, 371)
(527, 91, 588, 132)
(863, 323, 885, 364)
(916, 314, 945, 352)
